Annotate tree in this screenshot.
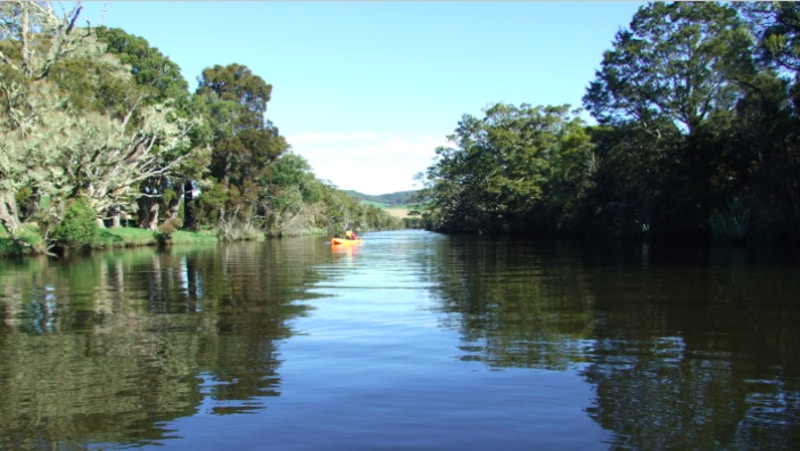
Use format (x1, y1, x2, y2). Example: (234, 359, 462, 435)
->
(94, 26, 189, 104)
(582, 2, 758, 240)
(583, 2, 754, 135)
(738, 2, 800, 75)
(196, 63, 271, 129)
(724, 3, 800, 242)
(194, 63, 289, 230)
(93, 26, 209, 229)
(0, 0, 87, 237)
(421, 103, 594, 235)
(0, 1, 198, 241)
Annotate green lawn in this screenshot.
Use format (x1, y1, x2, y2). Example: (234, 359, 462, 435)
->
(1, 224, 218, 257)
(97, 227, 217, 247)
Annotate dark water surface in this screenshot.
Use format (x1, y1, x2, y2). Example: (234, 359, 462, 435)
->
(1, 230, 798, 450)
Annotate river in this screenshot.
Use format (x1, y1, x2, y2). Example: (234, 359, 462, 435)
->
(0, 230, 798, 449)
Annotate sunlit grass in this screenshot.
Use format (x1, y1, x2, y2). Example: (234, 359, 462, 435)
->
(1, 224, 218, 257)
(97, 227, 218, 248)
(0, 223, 46, 257)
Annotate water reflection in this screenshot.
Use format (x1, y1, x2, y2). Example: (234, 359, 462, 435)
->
(1, 233, 799, 449)
(427, 238, 800, 449)
(330, 243, 360, 266)
(430, 238, 595, 371)
(0, 240, 325, 449)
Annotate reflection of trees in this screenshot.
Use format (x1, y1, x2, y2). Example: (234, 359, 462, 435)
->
(0, 238, 325, 449)
(429, 238, 596, 370)
(582, 244, 800, 450)
(428, 238, 800, 449)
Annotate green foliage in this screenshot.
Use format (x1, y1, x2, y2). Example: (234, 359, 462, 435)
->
(739, 2, 800, 72)
(193, 63, 289, 231)
(0, 4, 197, 245)
(94, 26, 190, 105)
(584, 2, 753, 133)
(0, 223, 45, 257)
(50, 197, 98, 250)
(7, 0, 800, 249)
(196, 63, 272, 130)
(576, 1, 792, 242)
(92, 25, 209, 232)
(193, 181, 228, 227)
(420, 103, 594, 235)
(709, 197, 751, 243)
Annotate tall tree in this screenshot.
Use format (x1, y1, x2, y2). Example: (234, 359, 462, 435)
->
(195, 63, 288, 230)
(582, 1, 756, 239)
(196, 63, 271, 130)
(729, 2, 800, 242)
(583, 1, 754, 135)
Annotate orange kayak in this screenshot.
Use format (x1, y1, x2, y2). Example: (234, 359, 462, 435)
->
(330, 237, 362, 246)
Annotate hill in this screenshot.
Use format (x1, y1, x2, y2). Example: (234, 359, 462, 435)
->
(345, 190, 419, 207)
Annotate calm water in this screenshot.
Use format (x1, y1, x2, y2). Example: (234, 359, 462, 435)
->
(0, 230, 798, 450)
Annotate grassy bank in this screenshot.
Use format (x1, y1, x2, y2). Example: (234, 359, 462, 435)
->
(0, 225, 218, 258)
(97, 227, 218, 248)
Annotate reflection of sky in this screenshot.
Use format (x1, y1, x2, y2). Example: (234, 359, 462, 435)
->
(3, 232, 798, 449)
(164, 282, 610, 449)
(180, 256, 203, 309)
(193, 372, 269, 416)
(21, 285, 58, 334)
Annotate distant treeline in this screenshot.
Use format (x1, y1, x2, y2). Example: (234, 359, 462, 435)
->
(345, 190, 418, 207)
(416, 2, 800, 244)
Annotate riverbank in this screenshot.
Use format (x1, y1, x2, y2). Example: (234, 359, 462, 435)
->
(0, 225, 219, 258)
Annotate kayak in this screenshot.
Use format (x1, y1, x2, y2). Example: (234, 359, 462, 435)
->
(330, 237, 362, 246)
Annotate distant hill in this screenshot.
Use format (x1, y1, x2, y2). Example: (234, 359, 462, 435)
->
(345, 190, 419, 207)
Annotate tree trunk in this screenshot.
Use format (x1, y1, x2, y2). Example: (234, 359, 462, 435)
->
(0, 191, 23, 237)
(20, 187, 40, 222)
(137, 197, 160, 230)
(168, 182, 184, 219)
(105, 205, 122, 228)
(147, 202, 159, 230)
(183, 180, 195, 230)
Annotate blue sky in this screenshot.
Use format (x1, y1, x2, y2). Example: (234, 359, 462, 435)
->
(68, 1, 645, 195)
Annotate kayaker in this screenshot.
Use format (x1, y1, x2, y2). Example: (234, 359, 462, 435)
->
(345, 229, 358, 240)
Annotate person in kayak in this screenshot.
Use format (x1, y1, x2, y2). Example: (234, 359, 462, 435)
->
(345, 229, 358, 240)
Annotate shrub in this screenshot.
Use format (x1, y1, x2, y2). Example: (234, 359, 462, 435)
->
(155, 217, 184, 245)
(50, 197, 98, 251)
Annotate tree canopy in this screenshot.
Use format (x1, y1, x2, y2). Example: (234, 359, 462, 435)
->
(418, 1, 800, 244)
(0, 1, 400, 254)
(421, 103, 593, 235)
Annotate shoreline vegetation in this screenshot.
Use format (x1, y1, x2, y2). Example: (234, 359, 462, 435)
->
(0, 200, 409, 258)
(0, 2, 404, 260)
(412, 3, 800, 244)
(0, 218, 403, 259)
(0, 224, 217, 258)
(4, 3, 800, 258)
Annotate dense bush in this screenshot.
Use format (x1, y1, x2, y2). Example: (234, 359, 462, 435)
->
(50, 198, 99, 251)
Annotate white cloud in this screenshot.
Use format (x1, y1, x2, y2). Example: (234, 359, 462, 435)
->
(287, 131, 448, 195)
